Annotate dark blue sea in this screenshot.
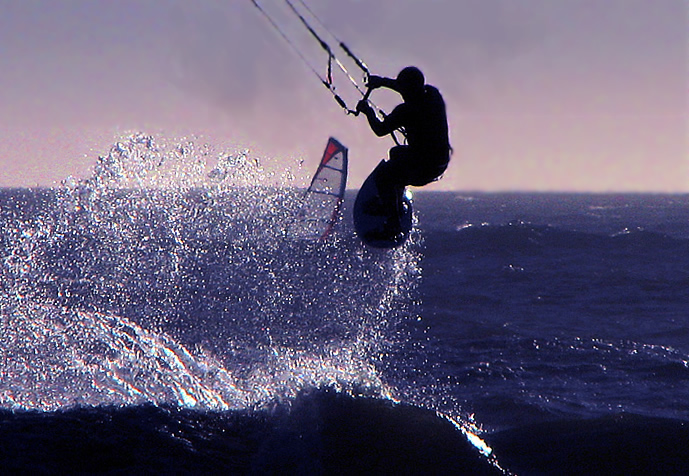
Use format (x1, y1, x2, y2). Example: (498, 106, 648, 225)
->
(2, 135, 689, 474)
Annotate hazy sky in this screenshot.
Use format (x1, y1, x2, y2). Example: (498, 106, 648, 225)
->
(0, 0, 687, 191)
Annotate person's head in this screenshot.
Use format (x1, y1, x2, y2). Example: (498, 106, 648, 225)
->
(396, 66, 425, 100)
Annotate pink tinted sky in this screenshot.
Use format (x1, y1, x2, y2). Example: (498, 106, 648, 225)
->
(0, 0, 686, 191)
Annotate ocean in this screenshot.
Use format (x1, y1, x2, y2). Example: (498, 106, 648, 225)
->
(1, 134, 688, 474)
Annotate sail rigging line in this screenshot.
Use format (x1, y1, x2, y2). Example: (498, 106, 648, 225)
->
(283, 0, 367, 98)
(293, 0, 370, 77)
(281, 1, 405, 143)
(251, 0, 373, 114)
(251, 0, 405, 143)
(250, 1, 329, 90)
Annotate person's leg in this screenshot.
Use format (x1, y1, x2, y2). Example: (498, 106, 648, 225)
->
(366, 145, 411, 220)
(377, 145, 412, 197)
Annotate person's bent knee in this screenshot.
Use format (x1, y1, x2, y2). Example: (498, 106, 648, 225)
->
(388, 145, 409, 162)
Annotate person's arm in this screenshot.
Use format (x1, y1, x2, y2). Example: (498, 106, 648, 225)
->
(356, 102, 405, 137)
(366, 75, 398, 92)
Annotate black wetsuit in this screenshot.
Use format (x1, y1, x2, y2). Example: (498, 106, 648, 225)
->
(365, 85, 451, 188)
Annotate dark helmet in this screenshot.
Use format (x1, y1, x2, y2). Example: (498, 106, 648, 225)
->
(396, 66, 425, 96)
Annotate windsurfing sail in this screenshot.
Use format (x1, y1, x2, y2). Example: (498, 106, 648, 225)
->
(288, 137, 348, 241)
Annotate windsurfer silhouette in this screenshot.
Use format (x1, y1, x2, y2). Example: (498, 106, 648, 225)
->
(356, 66, 451, 207)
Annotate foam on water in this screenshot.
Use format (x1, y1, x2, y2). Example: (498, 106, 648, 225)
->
(0, 132, 420, 413)
(0, 301, 396, 412)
